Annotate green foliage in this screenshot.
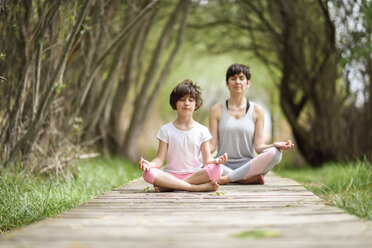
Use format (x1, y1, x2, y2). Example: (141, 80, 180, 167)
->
(0, 157, 141, 233)
(73, 116, 83, 134)
(54, 82, 66, 94)
(275, 159, 372, 220)
(338, 0, 372, 67)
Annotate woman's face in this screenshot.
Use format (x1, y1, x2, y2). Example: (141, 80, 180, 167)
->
(226, 72, 250, 93)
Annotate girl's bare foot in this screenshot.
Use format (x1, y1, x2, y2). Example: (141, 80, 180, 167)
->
(210, 180, 219, 191)
(237, 175, 264, 185)
(191, 181, 219, 192)
(154, 185, 173, 192)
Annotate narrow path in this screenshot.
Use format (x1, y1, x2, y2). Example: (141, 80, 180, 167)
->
(1, 172, 372, 247)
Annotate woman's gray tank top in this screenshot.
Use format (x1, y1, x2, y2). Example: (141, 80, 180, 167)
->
(216, 101, 256, 169)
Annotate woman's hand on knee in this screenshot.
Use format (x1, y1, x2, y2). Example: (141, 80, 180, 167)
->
(273, 140, 294, 150)
(214, 153, 228, 165)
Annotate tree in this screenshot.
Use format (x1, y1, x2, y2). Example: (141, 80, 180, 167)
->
(0, 0, 194, 170)
(0, 0, 160, 170)
(122, 0, 192, 160)
(189, 0, 372, 166)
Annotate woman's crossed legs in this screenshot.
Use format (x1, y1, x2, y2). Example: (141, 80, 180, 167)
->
(218, 147, 282, 185)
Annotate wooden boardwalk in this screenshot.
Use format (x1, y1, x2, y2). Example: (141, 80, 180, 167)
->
(1, 172, 372, 247)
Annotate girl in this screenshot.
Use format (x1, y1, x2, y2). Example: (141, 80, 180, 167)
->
(139, 79, 228, 192)
(209, 63, 294, 185)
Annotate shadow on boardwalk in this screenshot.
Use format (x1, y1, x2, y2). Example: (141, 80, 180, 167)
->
(1, 172, 372, 248)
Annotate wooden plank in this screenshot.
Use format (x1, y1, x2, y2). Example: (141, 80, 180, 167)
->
(1, 172, 372, 247)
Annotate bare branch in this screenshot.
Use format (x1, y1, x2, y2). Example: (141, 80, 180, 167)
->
(72, 0, 160, 115)
(241, 0, 284, 44)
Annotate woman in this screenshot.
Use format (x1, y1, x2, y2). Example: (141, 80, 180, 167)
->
(209, 63, 294, 185)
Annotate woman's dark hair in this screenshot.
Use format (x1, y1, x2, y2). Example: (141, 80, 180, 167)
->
(169, 79, 203, 110)
(226, 63, 251, 82)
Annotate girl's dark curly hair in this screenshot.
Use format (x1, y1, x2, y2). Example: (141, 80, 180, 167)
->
(169, 79, 203, 110)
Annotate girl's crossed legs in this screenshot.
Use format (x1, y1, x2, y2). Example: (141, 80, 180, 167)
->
(218, 147, 282, 185)
(142, 163, 222, 192)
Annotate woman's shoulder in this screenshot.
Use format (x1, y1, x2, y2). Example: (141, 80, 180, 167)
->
(252, 102, 263, 112)
(210, 102, 223, 110)
(252, 102, 265, 119)
(210, 102, 223, 116)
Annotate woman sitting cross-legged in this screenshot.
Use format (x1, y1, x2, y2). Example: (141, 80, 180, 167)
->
(209, 63, 294, 185)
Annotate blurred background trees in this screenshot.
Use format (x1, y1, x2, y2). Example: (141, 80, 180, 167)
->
(0, 0, 371, 172)
(189, 0, 372, 166)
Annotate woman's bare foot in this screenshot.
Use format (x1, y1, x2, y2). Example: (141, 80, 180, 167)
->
(154, 185, 173, 192)
(237, 175, 264, 185)
(217, 175, 231, 185)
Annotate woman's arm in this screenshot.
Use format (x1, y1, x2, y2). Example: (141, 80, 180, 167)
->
(139, 140, 168, 171)
(253, 104, 294, 154)
(209, 103, 222, 153)
(201, 140, 228, 165)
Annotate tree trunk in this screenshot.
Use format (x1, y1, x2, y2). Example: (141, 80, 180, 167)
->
(106, 8, 158, 153)
(122, 0, 191, 161)
(5, 0, 90, 167)
(239, 0, 346, 165)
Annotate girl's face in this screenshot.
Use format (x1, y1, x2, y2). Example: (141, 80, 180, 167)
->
(176, 94, 196, 115)
(227, 72, 250, 93)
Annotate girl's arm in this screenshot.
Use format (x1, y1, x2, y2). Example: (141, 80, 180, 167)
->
(253, 104, 294, 154)
(201, 140, 228, 165)
(209, 103, 222, 153)
(139, 140, 168, 171)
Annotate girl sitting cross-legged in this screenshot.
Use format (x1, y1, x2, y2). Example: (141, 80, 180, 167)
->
(139, 79, 228, 192)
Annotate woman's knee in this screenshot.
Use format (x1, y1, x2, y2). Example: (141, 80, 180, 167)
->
(204, 163, 223, 181)
(268, 147, 282, 165)
(142, 168, 161, 184)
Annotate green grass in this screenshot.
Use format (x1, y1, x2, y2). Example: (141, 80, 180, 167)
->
(230, 229, 281, 239)
(274, 159, 372, 220)
(0, 157, 141, 233)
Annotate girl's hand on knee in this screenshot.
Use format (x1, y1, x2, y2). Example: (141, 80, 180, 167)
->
(139, 157, 153, 171)
(214, 153, 228, 165)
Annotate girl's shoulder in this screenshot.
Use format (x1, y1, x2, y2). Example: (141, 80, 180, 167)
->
(159, 122, 174, 132)
(194, 121, 208, 129)
(194, 121, 211, 134)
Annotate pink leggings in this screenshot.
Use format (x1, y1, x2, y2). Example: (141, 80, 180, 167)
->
(142, 163, 222, 185)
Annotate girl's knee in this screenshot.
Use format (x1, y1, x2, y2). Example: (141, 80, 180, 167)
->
(204, 163, 222, 181)
(142, 168, 160, 184)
